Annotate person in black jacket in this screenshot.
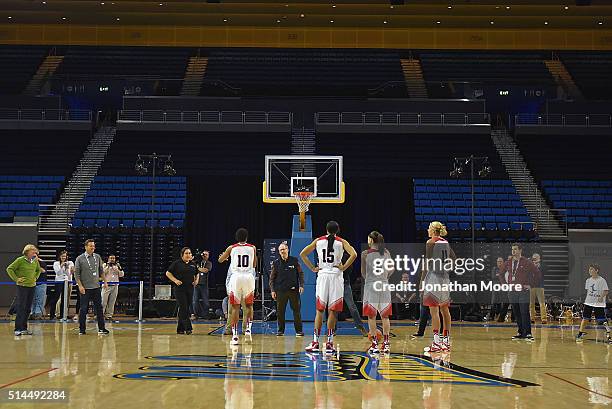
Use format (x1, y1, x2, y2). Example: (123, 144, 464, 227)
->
(166, 247, 198, 335)
(270, 242, 304, 336)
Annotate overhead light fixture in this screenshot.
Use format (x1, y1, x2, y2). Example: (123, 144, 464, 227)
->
(383, 20, 388, 24)
(162, 158, 176, 176)
(62, 17, 66, 20)
(115, 17, 120, 21)
(300, 13, 305, 18)
(450, 160, 464, 178)
(330, 20, 334, 23)
(8, 16, 12, 19)
(436, 21, 441, 24)
(479, 165, 491, 178)
(544, 21, 549, 25)
(390, 5, 394, 9)
(332, 4, 336, 8)
(598, 21, 603, 25)
(564, 6, 569, 10)
(135, 156, 148, 176)
(276, 19, 281, 23)
(506, 6, 510, 10)
(450, 167, 463, 178)
(223, 18, 227, 22)
(490, 21, 495, 25)
(447, 6, 452, 9)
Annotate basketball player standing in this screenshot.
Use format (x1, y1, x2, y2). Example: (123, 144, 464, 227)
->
(421, 221, 455, 353)
(219, 228, 257, 345)
(300, 221, 357, 354)
(361, 231, 394, 354)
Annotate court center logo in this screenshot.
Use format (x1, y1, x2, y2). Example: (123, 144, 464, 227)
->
(115, 352, 537, 387)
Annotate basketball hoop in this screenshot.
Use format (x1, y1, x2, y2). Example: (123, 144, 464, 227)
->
(293, 191, 314, 214)
(293, 191, 313, 231)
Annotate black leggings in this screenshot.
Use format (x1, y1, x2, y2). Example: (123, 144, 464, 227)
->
(175, 286, 193, 333)
(47, 282, 66, 319)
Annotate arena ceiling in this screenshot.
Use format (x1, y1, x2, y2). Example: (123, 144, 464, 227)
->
(1, 0, 610, 29)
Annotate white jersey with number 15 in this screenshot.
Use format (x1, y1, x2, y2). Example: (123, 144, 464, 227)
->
(316, 235, 344, 274)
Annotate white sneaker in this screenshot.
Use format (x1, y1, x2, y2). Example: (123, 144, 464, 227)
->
(230, 336, 239, 345)
(441, 336, 450, 351)
(367, 342, 379, 355)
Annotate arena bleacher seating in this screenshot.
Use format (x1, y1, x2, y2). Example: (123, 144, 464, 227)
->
(203, 49, 406, 97)
(542, 180, 612, 228)
(317, 132, 506, 178)
(414, 179, 532, 236)
(419, 51, 555, 98)
(67, 225, 184, 284)
(101, 130, 290, 176)
(73, 176, 186, 228)
(0, 175, 63, 221)
(0, 46, 48, 95)
(52, 46, 192, 96)
(560, 52, 612, 100)
(0, 129, 91, 176)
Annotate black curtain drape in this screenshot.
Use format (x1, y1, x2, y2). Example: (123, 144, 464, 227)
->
(184, 175, 415, 290)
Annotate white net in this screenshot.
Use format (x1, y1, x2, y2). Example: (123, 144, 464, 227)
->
(293, 191, 314, 214)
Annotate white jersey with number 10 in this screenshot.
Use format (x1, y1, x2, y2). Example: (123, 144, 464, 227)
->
(229, 243, 256, 275)
(316, 235, 344, 274)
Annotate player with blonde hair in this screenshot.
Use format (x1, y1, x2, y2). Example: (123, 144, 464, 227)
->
(421, 221, 456, 353)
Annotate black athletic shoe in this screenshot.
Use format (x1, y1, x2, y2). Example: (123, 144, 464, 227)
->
(98, 329, 110, 335)
(511, 334, 523, 340)
(185, 330, 192, 335)
(79, 331, 86, 335)
(177, 331, 185, 334)
(411, 333, 425, 339)
(276, 332, 284, 336)
(295, 332, 304, 337)
(524, 334, 535, 342)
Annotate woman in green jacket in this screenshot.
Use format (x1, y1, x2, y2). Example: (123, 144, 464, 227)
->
(6, 244, 44, 336)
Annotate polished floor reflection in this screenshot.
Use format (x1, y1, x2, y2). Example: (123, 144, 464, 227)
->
(0, 321, 610, 408)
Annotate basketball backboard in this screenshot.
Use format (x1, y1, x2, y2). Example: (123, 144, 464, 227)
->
(263, 155, 344, 204)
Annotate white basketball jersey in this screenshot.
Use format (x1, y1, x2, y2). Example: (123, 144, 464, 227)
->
(431, 237, 450, 258)
(229, 243, 256, 275)
(429, 237, 450, 274)
(364, 249, 393, 283)
(316, 235, 344, 273)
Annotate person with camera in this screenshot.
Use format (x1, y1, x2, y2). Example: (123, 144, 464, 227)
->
(102, 254, 125, 322)
(49, 250, 74, 320)
(192, 250, 212, 319)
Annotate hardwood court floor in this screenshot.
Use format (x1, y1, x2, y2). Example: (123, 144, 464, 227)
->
(0, 320, 610, 409)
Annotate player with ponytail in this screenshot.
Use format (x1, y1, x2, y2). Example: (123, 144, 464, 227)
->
(300, 220, 357, 355)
